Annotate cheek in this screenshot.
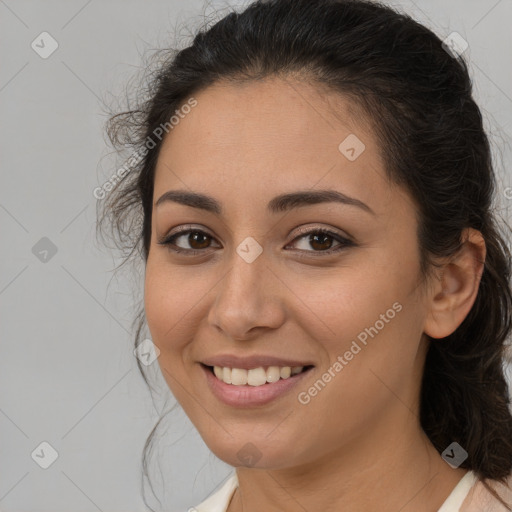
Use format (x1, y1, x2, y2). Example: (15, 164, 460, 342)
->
(144, 265, 195, 401)
(293, 266, 404, 344)
(144, 261, 189, 353)
(294, 247, 423, 375)
(144, 258, 213, 367)
(144, 264, 168, 339)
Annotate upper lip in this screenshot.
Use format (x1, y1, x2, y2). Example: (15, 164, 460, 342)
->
(201, 354, 314, 370)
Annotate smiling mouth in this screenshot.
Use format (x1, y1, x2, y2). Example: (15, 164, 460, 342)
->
(202, 363, 314, 386)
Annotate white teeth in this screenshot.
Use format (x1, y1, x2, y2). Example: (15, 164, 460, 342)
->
(223, 367, 232, 384)
(280, 366, 291, 379)
(247, 367, 267, 386)
(231, 368, 247, 385)
(266, 366, 281, 383)
(212, 365, 306, 386)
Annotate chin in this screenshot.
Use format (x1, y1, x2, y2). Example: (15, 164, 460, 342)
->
(203, 435, 300, 470)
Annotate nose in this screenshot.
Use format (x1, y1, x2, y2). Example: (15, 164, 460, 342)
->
(207, 249, 286, 341)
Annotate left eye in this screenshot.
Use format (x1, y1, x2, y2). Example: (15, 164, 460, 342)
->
(288, 228, 353, 253)
(158, 229, 219, 253)
(157, 227, 354, 255)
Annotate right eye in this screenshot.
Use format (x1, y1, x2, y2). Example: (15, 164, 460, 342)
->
(157, 228, 220, 255)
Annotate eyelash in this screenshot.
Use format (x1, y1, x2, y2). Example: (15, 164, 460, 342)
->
(157, 226, 354, 257)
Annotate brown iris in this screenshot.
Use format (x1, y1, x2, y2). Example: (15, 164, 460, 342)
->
(187, 231, 211, 249)
(308, 232, 334, 251)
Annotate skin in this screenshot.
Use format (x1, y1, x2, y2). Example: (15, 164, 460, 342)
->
(144, 76, 486, 512)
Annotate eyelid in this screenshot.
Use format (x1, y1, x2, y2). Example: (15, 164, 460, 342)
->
(158, 223, 354, 255)
(159, 223, 215, 240)
(160, 223, 352, 242)
(290, 223, 353, 242)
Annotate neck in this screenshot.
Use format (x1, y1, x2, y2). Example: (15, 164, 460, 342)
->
(228, 413, 468, 512)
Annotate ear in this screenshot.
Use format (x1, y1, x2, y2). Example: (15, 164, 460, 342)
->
(423, 228, 486, 339)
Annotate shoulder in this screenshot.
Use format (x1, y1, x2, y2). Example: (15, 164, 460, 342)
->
(460, 472, 512, 512)
(190, 472, 238, 512)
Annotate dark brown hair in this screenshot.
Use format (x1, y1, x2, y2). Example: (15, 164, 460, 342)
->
(97, 0, 512, 508)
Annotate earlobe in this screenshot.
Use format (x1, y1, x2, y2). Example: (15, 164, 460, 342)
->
(423, 228, 486, 340)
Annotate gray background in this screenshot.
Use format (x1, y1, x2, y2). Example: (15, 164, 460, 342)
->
(1, 1, 511, 511)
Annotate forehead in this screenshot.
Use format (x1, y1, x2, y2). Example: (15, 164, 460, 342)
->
(153, 77, 391, 214)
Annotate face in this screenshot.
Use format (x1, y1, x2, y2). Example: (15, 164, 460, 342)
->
(144, 77, 431, 470)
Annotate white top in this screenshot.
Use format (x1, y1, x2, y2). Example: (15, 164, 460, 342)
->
(437, 471, 478, 511)
(191, 470, 512, 512)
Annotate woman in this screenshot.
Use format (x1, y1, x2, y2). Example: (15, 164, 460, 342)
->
(97, 0, 512, 510)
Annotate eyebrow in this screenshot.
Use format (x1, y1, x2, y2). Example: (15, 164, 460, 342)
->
(154, 189, 375, 216)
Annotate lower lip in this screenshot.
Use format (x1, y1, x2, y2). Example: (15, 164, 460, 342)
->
(201, 364, 314, 407)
